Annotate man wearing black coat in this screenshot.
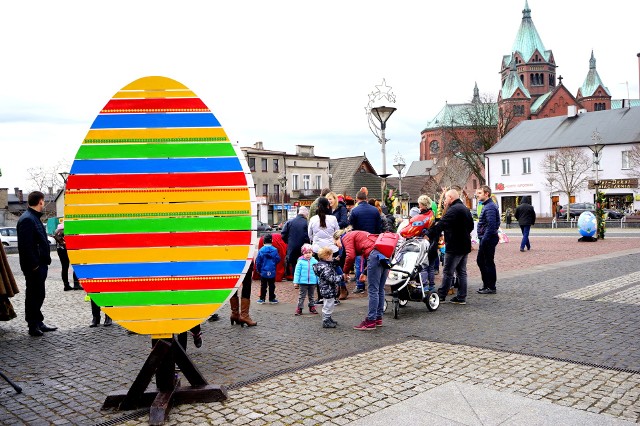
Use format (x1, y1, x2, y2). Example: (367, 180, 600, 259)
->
(17, 191, 56, 337)
(515, 198, 536, 252)
(427, 189, 474, 304)
(348, 191, 382, 292)
(281, 206, 310, 279)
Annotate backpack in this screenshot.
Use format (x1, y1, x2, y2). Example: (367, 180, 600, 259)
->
(369, 232, 400, 258)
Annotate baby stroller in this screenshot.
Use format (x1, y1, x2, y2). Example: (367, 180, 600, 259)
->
(384, 238, 440, 319)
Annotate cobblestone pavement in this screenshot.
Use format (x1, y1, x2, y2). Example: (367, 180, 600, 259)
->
(0, 229, 639, 425)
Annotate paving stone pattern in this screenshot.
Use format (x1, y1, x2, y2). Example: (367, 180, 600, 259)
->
(0, 231, 639, 425)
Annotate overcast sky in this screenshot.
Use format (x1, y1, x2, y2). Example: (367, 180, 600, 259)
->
(1, 0, 638, 191)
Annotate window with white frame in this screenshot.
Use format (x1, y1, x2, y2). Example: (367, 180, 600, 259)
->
(303, 175, 310, 190)
(314, 175, 322, 189)
(522, 157, 531, 174)
(291, 174, 299, 190)
(622, 151, 630, 169)
(501, 159, 510, 175)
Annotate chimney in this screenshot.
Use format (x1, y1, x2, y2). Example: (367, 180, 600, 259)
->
(253, 141, 264, 150)
(48, 186, 53, 195)
(14, 187, 19, 197)
(18, 190, 23, 203)
(567, 105, 577, 117)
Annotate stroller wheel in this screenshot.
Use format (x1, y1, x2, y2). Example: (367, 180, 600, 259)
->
(393, 299, 400, 319)
(399, 299, 409, 307)
(425, 292, 440, 311)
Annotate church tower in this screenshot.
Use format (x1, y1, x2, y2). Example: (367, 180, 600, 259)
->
(576, 51, 612, 112)
(500, 1, 556, 100)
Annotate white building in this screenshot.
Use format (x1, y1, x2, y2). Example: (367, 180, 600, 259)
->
(485, 107, 640, 217)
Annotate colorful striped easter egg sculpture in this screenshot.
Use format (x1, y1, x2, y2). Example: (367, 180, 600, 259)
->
(64, 76, 256, 337)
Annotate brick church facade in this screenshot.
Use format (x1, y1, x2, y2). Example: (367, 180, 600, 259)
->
(421, 0, 616, 163)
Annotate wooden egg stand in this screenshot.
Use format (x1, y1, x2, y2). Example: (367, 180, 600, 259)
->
(64, 76, 256, 425)
(102, 334, 226, 425)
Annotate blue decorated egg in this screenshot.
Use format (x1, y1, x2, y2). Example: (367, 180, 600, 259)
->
(577, 211, 597, 238)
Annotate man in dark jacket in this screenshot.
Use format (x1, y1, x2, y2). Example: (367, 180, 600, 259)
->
(348, 190, 382, 292)
(515, 197, 536, 252)
(476, 186, 500, 294)
(281, 206, 310, 279)
(427, 189, 474, 304)
(17, 191, 56, 337)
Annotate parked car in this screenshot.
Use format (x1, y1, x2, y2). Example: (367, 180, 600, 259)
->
(558, 203, 624, 219)
(0, 226, 56, 247)
(0, 227, 18, 247)
(257, 220, 272, 232)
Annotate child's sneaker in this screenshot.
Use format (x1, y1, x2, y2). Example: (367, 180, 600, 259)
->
(269, 299, 279, 304)
(353, 319, 376, 330)
(328, 317, 338, 325)
(375, 317, 383, 327)
(322, 319, 337, 328)
(256, 299, 265, 304)
(295, 307, 303, 316)
(309, 305, 318, 314)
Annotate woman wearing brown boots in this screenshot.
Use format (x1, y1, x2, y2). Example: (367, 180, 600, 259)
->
(229, 261, 257, 327)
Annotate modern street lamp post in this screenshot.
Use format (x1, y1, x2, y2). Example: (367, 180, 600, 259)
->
(370, 106, 397, 175)
(277, 173, 287, 225)
(589, 131, 604, 237)
(393, 155, 406, 217)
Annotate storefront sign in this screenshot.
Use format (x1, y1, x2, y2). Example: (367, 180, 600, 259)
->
(494, 182, 535, 192)
(588, 179, 638, 189)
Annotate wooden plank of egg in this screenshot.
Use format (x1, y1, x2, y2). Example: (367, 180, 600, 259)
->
(64, 76, 256, 337)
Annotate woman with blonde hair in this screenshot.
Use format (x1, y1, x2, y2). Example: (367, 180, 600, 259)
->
(326, 192, 348, 229)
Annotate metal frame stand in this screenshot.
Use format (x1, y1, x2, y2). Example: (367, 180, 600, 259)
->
(102, 337, 227, 425)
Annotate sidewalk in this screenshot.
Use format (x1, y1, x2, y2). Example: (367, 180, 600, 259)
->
(1, 234, 639, 425)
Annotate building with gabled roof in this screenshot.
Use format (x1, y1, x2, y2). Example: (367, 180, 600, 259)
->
(329, 155, 382, 202)
(485, 107, 640, 217)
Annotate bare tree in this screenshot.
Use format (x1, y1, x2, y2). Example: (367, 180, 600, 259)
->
(625, 143, 640, 179)
(434, 155, 470, 191)
(541, 147, 593, 220)
(441, 93, 516, 185)
(26, 160, 70, 220)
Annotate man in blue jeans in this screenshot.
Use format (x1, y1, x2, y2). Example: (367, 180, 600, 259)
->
(348, 190, 382, 293)
(515, 197, 536, 251)
(335, 229, 388, 330)
(426, 189, 474, 305)
(476, 186, 500, 295)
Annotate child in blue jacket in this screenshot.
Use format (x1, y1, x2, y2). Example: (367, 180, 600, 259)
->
(256, 234, 281, 304)
(293, 244, 319, 315)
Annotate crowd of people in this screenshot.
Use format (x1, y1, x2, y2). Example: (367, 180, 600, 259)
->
(5, 187, 536, 342)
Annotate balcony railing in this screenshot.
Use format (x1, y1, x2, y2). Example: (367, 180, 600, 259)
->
(292, 189, 321, 198)
(267, 193, 291, 204)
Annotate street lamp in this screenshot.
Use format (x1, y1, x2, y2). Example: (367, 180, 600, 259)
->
(393, 155, 406, 217)
(370, 106, 397, 175)
(59, 172, 70, 185)
(277, 173, 287, 224)
(589, 130, 604, 238)
(589, 131, 604, 202)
